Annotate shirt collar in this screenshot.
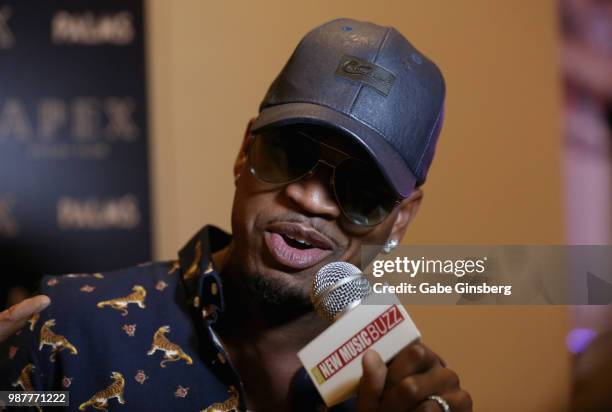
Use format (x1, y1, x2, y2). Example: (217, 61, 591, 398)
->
(178, 224, 232, 323)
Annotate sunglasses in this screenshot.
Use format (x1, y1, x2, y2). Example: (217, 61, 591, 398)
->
(247, 126, 401, 226)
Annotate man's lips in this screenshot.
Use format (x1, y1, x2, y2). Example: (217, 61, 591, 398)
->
(264, 222, 335, 270)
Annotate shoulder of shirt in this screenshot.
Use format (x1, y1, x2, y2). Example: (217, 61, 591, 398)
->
(40, 259, 179, 292)
(36, 260, 181, 327)
(0, 260, 186, 390)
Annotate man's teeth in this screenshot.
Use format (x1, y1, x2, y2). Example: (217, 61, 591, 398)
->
(285, 234, 312, 246)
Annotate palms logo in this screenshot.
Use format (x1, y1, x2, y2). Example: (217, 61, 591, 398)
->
(0, 194, 18, 237)
(0, 5, 15, 49)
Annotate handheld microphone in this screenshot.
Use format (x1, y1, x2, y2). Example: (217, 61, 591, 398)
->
(298, 262, 421, 406)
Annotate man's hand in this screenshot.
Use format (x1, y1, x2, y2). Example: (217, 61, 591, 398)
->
(357, 342, 472, 412)
(0, 295, 50, 342)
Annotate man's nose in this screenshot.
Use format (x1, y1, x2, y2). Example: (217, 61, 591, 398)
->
(283, 166, 341, 220)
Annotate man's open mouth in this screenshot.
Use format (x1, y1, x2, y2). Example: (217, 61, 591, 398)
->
(264, 222, 334, 270)
(281, 233, 315, 249)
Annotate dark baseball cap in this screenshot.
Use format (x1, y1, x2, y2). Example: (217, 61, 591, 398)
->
(251, 18, 446, 198)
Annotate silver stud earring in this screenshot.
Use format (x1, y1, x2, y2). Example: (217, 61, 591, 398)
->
(382, 239, 398, 254)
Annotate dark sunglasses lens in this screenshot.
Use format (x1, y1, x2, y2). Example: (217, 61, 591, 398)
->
(249, 129, 318, 183)
(335, 159, 397, 226)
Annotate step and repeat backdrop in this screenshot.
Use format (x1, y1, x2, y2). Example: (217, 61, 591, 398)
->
(0, 0, 151, 304)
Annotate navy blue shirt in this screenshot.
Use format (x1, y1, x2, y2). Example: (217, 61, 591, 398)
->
(1, 226, 355, 411)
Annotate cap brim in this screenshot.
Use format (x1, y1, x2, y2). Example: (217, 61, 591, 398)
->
(251, 102, 417, 198)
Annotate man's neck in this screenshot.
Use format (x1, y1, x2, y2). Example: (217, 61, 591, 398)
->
(211, 244, 328, 412)
(211, 242, 327, 339)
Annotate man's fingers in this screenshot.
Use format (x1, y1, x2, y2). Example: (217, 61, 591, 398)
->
(0, 295, 50, 342)
(386, 342, 438, 387)
(412, 390, 473, 412)
(1, 295, 50, 322)
(380, 365, 456, 411)
(0, 317, 28, 342)
(357, 350, 387, 412)
(428, 347, 448, 368)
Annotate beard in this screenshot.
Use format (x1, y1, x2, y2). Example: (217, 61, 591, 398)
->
(243, 271, 315, 320)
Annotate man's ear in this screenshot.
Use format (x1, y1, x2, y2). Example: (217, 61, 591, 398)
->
(234, 118, 256, 184)
(387, 188, 423, 244)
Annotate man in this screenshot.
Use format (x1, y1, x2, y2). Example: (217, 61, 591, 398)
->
(1, 18, 472, 411)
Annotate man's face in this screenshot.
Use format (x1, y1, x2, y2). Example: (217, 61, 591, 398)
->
(229, 123, 420, 307)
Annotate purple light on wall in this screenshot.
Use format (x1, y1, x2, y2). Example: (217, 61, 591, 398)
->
(566, 328, 598, 354)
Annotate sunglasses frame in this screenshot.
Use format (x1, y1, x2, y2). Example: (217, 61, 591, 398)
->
(247, 128, 402, 227)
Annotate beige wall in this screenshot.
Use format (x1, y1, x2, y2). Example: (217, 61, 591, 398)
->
(148, 1, 569, 410)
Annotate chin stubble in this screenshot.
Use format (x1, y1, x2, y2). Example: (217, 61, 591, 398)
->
(245, 273, 313, 314)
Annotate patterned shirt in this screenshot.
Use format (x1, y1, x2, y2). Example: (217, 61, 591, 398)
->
(0, 225, 356, 411)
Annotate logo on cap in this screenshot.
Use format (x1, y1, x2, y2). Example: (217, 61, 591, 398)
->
(335, 55, 395, 96)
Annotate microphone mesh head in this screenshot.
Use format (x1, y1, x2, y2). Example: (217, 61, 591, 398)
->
(311, 262, 372, 321)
